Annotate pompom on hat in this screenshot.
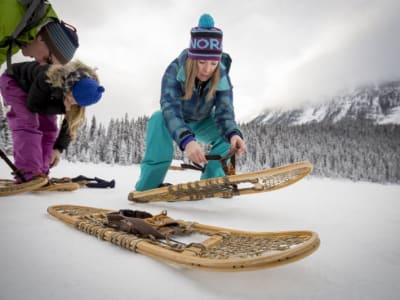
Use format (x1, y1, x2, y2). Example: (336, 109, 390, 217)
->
(188, 14, 223, 61)
(72, 78, 105, 107)
(40, 20, 79, 65)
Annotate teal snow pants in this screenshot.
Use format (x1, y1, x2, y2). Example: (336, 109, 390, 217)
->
(135, 111, 230, 191)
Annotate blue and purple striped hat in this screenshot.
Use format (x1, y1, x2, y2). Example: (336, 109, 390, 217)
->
(188, 14, 223, 61)
(41, 20, 79, 65)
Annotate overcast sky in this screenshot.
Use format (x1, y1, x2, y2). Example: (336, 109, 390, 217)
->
(4, 0, 400, 124)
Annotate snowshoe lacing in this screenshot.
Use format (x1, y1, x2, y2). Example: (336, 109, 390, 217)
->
(133, 165, 311, 203)
(179, 149, 238, 195)
(54, 207, 312, 259)
(74, 210, 208, 255)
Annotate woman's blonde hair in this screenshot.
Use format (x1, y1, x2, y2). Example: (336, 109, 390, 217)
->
(64, 104, 85, 140)
(183, 58, 220, 101)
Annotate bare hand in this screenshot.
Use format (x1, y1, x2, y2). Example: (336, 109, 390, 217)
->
(230, 135, 246, 156)
(50, 149, 61, 168)
(185, 141, 208, 164)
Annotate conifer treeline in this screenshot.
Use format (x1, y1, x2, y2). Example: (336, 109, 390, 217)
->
(1, 105, 399, 184)
(0, 103, 12, 153)
(63, 114, 185, 164)
(239, 121, 400, 183)
(64, 114, 149, 164)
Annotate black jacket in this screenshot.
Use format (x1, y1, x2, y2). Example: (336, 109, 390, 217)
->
(9, 61, 70, 152)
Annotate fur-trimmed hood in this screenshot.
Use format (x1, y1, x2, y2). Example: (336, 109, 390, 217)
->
(46, 60, 100, 89)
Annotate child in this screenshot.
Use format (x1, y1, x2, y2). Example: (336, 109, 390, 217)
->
(0, 60, 104, 182)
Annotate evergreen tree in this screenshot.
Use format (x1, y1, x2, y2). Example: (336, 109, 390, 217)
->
(0, 101, 12, 153)
(104, 119, 116, 164)
(0, 102, 5, 150)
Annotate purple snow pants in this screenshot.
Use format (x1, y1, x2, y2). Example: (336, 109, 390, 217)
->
(0, 73, 58, 181)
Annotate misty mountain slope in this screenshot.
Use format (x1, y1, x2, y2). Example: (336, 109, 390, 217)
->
(242, 81, 400, 183)
(254, 81, 400, 125)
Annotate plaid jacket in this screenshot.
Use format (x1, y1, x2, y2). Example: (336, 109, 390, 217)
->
(160, 49, 242, 149)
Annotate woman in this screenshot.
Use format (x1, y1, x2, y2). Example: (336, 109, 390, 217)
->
(0, 60, 104, 182)
(135, 14, 246, 191)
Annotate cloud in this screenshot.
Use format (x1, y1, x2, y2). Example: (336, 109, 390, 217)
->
(3, 0, 400, 124)
(254, 1, 400, 113)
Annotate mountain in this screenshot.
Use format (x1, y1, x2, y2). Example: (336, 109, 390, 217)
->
(252, 81, 400, 125)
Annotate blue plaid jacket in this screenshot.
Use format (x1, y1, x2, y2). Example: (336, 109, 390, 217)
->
(160, 49, 242, 149)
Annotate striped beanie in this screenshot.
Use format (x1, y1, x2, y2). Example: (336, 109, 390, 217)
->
(188, 14, 223, 61)
(41, 20, 79, 65)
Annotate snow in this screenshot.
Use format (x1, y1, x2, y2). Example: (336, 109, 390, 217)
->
(294, 106, 327, 124)
(261, 111, 279, 123)
(379, 106, 400, 124)
(330, 96, 352, 123)
(1, 160, 400, 300)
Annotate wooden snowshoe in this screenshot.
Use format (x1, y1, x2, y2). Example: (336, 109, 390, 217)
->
(128, 161, 313, 203)
(33, 178, 80, 192)
(50, 176, 89, 187)
(0, 177, 48, 196)
(0, 177, 80, 196)
(47, 204, 320, 272)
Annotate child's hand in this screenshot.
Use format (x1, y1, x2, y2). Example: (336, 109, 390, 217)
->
(50, 149, 61, 168)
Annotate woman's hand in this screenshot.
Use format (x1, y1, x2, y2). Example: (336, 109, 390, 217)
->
(230, 135, 246, 156)
(185, 141, 208, 164)
(50, 149, 61, 168)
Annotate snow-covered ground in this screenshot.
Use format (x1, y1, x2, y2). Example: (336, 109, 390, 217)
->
(0, 159, 399, 300)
